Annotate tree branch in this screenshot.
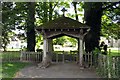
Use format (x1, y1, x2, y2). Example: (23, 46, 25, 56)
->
(102, 1, 120, 11)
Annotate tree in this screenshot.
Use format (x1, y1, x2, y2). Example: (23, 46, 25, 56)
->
(72, 2, 78, 21)
(2, 2, 16, 51)
(101, 3, 120, 39)
(26, 2, 36, 51)
(84, 2, 102, 52)
(84, 2, 120, 52)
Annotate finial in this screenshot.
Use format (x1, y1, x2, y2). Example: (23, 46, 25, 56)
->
(61, 7, 67, 17)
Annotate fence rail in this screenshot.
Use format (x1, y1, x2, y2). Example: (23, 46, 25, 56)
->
(20, 51, 42, 62)
(2, 51, 20, 62)
(1, 51, 43, 62)
(1, 51, 79, 62)
(97, 54, 120, 78)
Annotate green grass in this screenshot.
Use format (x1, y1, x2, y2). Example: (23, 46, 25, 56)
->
(0, 51, 29, 78)
(109, 50, 120, 56)
(1, 62, 29, 78)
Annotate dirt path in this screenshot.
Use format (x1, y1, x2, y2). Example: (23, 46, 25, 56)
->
(15, 62, 100, 78)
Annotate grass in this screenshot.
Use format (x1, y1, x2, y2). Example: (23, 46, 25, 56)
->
(0, 51, 29, 79)
(108, 50, 120, 56)
(1, 62, 29, 78)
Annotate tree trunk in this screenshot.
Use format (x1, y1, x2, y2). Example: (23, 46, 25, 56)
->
(49, 2, 52, 21)
(27, 2, 36, 51)
(73, 2, 78, 21)
(43, 2, 48, 23)
(84, 2, 103, 52)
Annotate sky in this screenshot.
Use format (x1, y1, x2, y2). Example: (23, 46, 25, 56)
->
(56, 2, 84, 22)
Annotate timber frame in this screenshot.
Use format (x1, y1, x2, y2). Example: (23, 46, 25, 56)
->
(36, 16, 90, 68)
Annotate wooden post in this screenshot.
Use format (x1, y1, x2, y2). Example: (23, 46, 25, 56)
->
(43, 37, 48, 61)
(56, 52, 58, 63)
(90, 52, 93, 67)
(70, 50, 72, 62)
(79, 38, 84, 67)
(63, 51, 65, 63)
(20, 52, 22, 61)
(108, 49, 111, 78)
(48, 38, 53, 62)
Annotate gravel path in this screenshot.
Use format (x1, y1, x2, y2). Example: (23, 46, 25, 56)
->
(15, 62, 100, 78)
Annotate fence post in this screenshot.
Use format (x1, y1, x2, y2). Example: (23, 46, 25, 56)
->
(88, 52, 90, 67)
(112, 57, 116, 77)
(70, 50, 72, 62)
(8, 52, 10, 62)
(63, 51, 64, 63)
(108, 49, 111, 78)
(117, 57, 119, 78)
(20, 51, 23, 61)
(56, 52, 58, 63)
(90, 52, 93, 67)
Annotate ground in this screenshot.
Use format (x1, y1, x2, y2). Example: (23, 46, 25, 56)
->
(15, 62, 100, 78)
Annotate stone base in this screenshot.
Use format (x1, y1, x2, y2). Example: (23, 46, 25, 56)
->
(79, 66, 84, 69)
(38, 61, 51, 68)
(77, 62, 84, 69)
(38, 55, 51, 68)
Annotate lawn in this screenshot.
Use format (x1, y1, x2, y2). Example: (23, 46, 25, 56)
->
(108, 49, 120, 56)
(0, 52, 30, 78)
(1, 62, 29, 78)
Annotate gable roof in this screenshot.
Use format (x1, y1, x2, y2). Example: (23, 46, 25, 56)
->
(37, 16, 89, 29)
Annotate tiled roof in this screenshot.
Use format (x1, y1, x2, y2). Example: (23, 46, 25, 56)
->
(36, 16, 89, 29)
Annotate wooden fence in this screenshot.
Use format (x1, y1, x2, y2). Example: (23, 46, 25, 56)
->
(20, 51, 42, 62)
(1, 51, 42, 62)
(2, 51, 20, 62)
(1, 51, 97, 68)
(1, 51, 79, 62)
(83, 52, 94, 67)
(97, 54, 120, 78)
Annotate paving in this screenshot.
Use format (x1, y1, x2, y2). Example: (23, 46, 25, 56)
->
(15, 62, 100, 78)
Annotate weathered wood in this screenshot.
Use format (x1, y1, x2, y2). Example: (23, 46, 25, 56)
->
(62, 51, 65, 63)
(97, 52, 120, 78)
(56, 53, 58, 62)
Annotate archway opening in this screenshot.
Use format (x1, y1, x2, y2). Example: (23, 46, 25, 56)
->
(51, 34, 79, 62)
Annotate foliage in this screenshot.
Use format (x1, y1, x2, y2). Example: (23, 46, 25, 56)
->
(2, 2, 15, 51)
(53, 36, 77, 47)
(2, 2, 28, 51)
(101, 4, 120, 39)
(93, 47, 101, 55)
(2, 2, 120, 52)
(36, 34, 43, 49)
